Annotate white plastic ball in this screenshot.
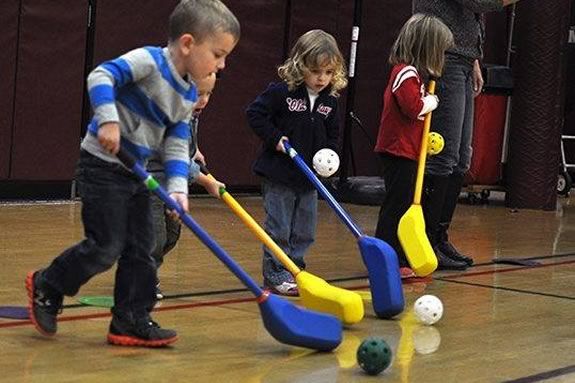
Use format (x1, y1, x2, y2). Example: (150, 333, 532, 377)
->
(312, 148, 340, 178)
(413, 295, 443, 325)
(413, 326, 441, 354)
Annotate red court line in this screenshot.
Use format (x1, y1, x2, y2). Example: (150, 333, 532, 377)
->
(436, 259, 575, 280)
(1, 259, 572, 330)
(0, 296, 255, 330)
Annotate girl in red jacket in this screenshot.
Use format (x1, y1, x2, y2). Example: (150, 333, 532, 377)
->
(374, 14, 454, 278)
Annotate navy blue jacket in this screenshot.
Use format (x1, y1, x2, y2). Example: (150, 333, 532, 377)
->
(246, 82, 340, 191)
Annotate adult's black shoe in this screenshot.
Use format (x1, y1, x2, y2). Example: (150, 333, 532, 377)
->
(438, 241, 474, 266)
(435, 248, 468, 271)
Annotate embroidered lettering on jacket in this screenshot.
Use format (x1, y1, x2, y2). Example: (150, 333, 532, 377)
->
(286, 98, 307, 112)
(316, 103, 332, 117)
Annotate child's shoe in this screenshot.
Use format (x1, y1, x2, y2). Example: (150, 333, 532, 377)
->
(155, 280, 164, 300)
(107, 316, 178, 347)
(25, 270, 63, 336)
(399, 267, 416, 279)
(263, 278, 299, 297)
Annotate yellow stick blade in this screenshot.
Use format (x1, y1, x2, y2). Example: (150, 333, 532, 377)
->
(296, 271, 364, 325)
(398, 205, 437, 276)
(220, 191, 364, 324)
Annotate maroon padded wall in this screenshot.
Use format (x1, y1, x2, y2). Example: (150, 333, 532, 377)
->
(197, 0, 287, 185)
(349, 1, 411, 177)
(0, 1, 20, 179)
(483, 9, 510, 65)
(11, 0, 87, 180)
(562, 4, 575, 162)
(506, 0, 570, 209)
(92, 0, 179, 65)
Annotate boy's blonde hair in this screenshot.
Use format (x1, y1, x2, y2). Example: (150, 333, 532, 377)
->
(389, 13, 454, 77)
(278, 29, 347, 96)
(169, 0, 240, 43)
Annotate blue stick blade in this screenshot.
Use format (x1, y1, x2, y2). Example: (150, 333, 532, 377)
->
(259, 294, 342, 351)
(358, 236, 405, 318)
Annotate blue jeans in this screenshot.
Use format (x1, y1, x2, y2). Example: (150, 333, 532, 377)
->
(41, 151, 157, 320)
(261, 180, 317, 285)
(426, 54, 475, 177)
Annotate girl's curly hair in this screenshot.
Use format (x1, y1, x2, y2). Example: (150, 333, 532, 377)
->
(278, 29, 347, 96)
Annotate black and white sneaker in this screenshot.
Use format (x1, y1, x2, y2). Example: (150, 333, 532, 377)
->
(107, 316, 177, 347)
(155, 281, 164, 300)
(25, 270, 63, 336)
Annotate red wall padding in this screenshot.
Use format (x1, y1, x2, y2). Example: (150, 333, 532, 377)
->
(10, 0, 87, 180)
(466, 94, 507, 185)
(0, 1, 21, 179)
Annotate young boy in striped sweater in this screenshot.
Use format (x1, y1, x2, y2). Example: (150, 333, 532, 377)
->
(25, 0, 239, 347)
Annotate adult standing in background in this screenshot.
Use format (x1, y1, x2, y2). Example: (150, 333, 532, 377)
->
(413, 0, 521, 270)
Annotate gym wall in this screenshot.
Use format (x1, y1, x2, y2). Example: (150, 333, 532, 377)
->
(0, 1, 529, 198)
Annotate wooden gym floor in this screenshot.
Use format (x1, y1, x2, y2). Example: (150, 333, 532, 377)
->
(0, 192, 573, 382)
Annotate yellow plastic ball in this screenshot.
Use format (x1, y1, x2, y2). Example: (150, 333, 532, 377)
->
(427, 132, 444, 155)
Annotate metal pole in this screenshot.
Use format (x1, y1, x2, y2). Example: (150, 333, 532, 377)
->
(339, 0, 362, 184)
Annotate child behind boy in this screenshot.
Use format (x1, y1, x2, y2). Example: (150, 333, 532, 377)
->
(26, 0, 239, 347)
(148, 73, 218, 299)
(246, 29, 347, 296)
(373, 13, 454, 278)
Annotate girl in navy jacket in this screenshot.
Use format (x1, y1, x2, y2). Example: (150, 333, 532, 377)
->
(246, 29, 346, 295)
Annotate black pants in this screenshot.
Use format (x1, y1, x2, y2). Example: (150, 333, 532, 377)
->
(374, 154, 417, 268)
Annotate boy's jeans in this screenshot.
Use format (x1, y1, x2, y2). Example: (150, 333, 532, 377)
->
(42, 151, 157, 321)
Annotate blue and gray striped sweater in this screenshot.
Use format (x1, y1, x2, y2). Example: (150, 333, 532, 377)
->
(82, 46, 197, 194)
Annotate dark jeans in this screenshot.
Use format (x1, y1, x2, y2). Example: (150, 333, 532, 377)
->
(374, 154, 417, 268)
(261, 179, 317, 285)
(150, 193, 182, 269)
(426, 54, 475, 177)
(42, 150, 157, 320)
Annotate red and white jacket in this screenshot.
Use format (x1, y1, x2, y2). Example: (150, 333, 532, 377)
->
(374, 64, 435, 161)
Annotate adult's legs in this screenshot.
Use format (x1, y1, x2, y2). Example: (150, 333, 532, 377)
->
(435, 55, 476, 265)
(423, 55, 474, 270)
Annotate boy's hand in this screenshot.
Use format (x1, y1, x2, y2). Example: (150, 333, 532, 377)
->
(98, 122, 121, 154)
(166, 192, 189, 221)
(193, 149, 206, 166)
(195, 173, 224, 198)
(205, 178, 225, 199)
(276, 136, 289, 153)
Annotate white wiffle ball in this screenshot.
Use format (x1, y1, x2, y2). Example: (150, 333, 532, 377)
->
(312, 148, 340, 178)
(413, 295, 443, 325)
